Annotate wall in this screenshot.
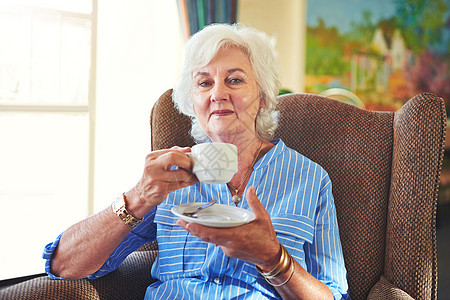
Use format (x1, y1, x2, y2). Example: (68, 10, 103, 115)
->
(238, 0, 307, 92)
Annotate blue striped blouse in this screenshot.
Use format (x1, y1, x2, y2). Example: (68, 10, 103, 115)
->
(43, 139, 349, 299)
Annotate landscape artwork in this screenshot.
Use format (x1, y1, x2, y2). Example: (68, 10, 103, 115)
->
(305, 0, 450, 112)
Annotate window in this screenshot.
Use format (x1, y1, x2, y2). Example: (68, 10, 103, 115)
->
(0, 0, 94, 280)
(0, 0, 182, 281)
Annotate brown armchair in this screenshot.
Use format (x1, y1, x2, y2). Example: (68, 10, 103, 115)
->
(1, 90, 445, 300)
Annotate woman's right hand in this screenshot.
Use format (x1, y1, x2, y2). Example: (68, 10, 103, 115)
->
(125, 146, 199, 218)
(50, 146, 197, 279)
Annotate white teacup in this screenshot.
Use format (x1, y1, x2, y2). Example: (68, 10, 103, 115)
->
(189, 143, 238, 184)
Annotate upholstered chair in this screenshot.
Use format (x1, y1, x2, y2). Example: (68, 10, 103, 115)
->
(0, 90, 445, 300)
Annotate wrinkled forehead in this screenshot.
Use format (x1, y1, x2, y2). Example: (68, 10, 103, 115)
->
(192, 46, 255, 80)
(194, 47, 252, 72)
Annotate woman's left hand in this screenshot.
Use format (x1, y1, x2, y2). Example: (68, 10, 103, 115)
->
(177, 186, 281, 269)
(177, 186, 335, 299)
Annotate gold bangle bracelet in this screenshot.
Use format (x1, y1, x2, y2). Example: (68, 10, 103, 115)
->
(265, 255, 295, 287)
(265, 246, 290, 279)
(256, 244, 284, 277)
(256, 244, 291, 279)
(257, 244, 285, 277)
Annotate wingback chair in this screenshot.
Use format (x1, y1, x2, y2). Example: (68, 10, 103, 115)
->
(0, 90, 445, 300)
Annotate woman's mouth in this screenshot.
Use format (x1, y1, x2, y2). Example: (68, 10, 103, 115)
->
(211, 109, 234, 117)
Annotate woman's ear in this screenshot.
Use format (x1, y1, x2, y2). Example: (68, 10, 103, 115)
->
(259, 95, 266, 109)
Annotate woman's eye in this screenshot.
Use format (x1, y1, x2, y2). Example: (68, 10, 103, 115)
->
(229, 78, 243, 84)
(199, 81, 212, 87)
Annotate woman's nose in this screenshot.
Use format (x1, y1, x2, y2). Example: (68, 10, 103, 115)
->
(211, 83, 229, 102)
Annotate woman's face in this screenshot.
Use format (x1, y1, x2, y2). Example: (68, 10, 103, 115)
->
(192, 47, 262, 142)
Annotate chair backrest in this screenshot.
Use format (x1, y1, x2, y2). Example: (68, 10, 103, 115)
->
(150, 89, 445, 300)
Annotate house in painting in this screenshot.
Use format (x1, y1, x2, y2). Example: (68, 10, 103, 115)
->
(351, 27, 409, 94)
(372, 27, 408, 70)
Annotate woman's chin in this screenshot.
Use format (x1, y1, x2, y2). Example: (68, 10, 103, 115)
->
(207, 128, 255, 143)
(205, 119, 257, 140)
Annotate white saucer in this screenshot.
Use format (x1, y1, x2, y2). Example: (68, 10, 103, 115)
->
(171, 203, 256, 228)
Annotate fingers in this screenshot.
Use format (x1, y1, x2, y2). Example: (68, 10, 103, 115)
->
(170, 146, 190, 151)
(144, 148, 197, 182)
(146, 148, 193, 172)
(177, 219, 240, 244)
(146, 151, 198, 186)
(246, 186, 267, 219)
(176, 220, 222, 244)
(157, 169, 197, 184)
(136, 147, 198, 206)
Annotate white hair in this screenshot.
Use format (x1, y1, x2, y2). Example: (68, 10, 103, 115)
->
(172, 23, 280, 143)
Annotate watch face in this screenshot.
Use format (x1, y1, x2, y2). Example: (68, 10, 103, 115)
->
(113, 195, 125, 212)
(112, 194, 142, 228)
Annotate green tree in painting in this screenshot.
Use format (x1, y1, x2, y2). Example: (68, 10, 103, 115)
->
(306, 18, 349, 76)
(347, 10, 376, 46)
(394, 0, 450, 108)
(394, 0, 448, 53)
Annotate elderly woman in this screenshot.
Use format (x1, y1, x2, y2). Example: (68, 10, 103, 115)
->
(44, 24, 349, 299)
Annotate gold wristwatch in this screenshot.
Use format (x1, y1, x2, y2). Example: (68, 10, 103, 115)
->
(112, 193, 143, 228)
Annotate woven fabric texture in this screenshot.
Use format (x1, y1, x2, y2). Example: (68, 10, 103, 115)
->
(274, 92, 444, 299)
(384, 93, 445, 300)
(367, 276, 414, 299)
(275, 93, 395, 299)
(0, 277, 99, 300)
(150, 89, 194, 150)
(0, 249, 158, 300)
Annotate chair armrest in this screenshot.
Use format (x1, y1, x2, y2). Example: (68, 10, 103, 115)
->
(0, 248, 158, 300)
(368, 276, 414, 300)
(385, 93, 445, 299)
(0, 274, 98, 300)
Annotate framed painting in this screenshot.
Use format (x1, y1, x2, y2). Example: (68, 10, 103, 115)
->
(306, 0, 450, 113)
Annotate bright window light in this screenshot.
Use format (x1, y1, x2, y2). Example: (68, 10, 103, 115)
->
(0, 0, 92, 280)
(0, 0, 91, 13)
(0, 0, 182, 281)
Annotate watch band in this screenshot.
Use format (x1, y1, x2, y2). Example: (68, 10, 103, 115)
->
(112, 193, 143, 228)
